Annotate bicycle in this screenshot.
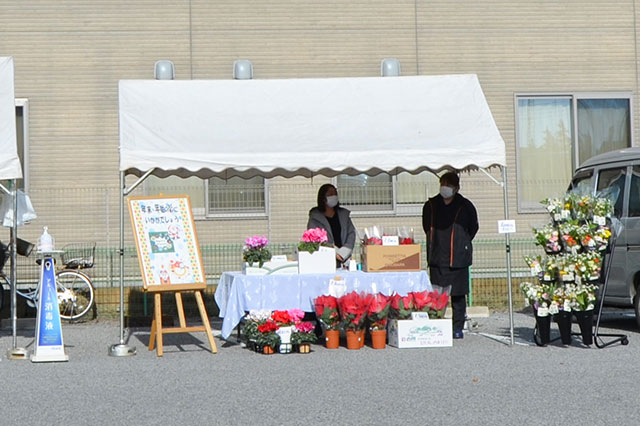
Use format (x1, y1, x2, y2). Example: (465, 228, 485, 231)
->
(0, 240, 97, 321)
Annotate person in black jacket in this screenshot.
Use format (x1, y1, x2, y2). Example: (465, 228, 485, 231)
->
(422, 172, 478, 339)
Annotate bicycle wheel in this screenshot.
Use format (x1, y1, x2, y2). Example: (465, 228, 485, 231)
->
(55, 269, 95, 321)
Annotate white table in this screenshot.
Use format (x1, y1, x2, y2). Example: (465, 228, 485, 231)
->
(214, 270, 432, 340)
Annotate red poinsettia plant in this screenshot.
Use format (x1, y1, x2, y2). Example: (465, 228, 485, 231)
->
(314, 295, 340, 330)
(338, 291, 370, 331)
(410, 287, 450, 319)
(367, 293, 391, 330)
(425, 287, 450, 319)
(390, 293, 414, 320)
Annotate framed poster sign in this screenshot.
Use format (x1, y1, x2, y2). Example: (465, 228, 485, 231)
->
(128, 195, 206, 292)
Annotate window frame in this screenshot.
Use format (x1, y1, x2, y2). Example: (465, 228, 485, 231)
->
(204, 177, 269, 219)
(333, 173, 431, 217)
(514, 91, 633, 214)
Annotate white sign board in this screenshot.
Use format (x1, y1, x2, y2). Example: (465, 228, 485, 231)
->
(498, 220, 516, 234)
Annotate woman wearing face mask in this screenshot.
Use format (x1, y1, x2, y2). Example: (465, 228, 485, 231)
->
(422, 172, 478, 340)
(307, 183, 356, 266)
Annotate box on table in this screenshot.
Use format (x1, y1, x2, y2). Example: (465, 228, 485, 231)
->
(387, 318, 452, 348)
(242, 260, 299, 275)
(363, 244, 421, 272)
(297, 247, 336, 274)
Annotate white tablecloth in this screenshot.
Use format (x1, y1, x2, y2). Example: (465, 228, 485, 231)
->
(214, 270, 432, 340)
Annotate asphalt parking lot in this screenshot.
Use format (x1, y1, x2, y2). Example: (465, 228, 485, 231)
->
(2, 309, 640, 426)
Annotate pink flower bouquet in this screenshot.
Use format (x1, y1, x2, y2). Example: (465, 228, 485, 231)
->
(298, 227, 330, 253)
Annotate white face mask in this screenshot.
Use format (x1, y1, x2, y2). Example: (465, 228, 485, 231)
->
(439, 186, 455, 199)
(326, 195, 339, 208)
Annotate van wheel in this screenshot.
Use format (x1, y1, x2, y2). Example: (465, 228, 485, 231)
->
(634, 294, 640, 329)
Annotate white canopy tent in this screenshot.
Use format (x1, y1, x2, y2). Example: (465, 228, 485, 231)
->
(117, 74, 516, 352)
(0, 56, 24, 356)
(0, 57, 21, 180)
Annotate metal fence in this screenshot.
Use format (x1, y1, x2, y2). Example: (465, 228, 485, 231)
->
(2, 237, 540, 319)
(0, 174, 559, 319)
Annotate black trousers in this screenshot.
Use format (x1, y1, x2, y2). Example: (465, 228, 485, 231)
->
(451, 295, 467, 332)
(429, 266, 469, 332)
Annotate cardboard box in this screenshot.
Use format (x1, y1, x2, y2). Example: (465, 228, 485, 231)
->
(297, 247, 336, 274)
(363, 244, 421, 272)
(243, 260, 299, 275)
(387, 318, 453, 348)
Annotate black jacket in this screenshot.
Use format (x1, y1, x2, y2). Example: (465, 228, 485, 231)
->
(422, 194, 478, 268)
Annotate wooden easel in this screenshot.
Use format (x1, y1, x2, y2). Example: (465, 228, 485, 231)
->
(148, 289, 217, 357)
(128, 195, 217, 357)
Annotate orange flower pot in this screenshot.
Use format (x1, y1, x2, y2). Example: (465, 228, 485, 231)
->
(325, 329, 340, 349)
(370, 329, 386, 349)
(346, 330, 362, 350)
(298, 343, 311, 354)
(359, 329, 365, 347)
(263, 346, 275, 355)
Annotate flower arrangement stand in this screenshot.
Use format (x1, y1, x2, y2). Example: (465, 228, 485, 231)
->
(592, 232, 629, 348)
(148, 289, 218, 357)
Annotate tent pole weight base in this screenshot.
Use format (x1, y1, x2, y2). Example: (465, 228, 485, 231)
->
(108, 343, 136, 357)
(7, 347, 28, 360)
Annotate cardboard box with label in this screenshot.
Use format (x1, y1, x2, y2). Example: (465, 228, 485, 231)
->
(387, 318, 453, 348)
(363, 244, 421, 272)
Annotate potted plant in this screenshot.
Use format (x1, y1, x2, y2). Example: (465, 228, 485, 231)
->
(366, 293, 391, 349)
(256, 319, 281, 354)
(298, 228, 335, 274)
(338, 291, 369, 349)
(242, 235, 272, 274)
(520, 281, 554, 345)
(551, 282, 573, 345)
(313, 295, 341, 349)
(569, 282, 598, 345)
(271, 310, 296, 353)
(390, 293, 414, 320)
(533, 224, 562, 255)
(298, 228, 330, 254)
(241, 309, 272, 351)
(290, 321, 318, 353)
(425, 287, 450, 319)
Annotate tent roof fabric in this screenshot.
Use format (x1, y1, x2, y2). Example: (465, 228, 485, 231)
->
(0, 57, 22, 180)
(119, 74, 505, 179)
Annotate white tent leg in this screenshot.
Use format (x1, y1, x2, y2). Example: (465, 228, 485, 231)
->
(502, 167, 515, 346)
(6, 180, 27, 359)
(108, 171, 137, 357)
(478, 167, 515, 346)
(11, 180, 18, 349)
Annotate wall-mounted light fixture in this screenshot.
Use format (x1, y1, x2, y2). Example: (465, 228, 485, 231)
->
(381, 58, 401, 77)
(154, 60, 175, 80)
(233, 59, 253, 79)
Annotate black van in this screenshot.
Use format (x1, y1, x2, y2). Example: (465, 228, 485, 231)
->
(570, 147, 640, 327)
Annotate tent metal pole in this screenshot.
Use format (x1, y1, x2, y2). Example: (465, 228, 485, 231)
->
(11, 180, 18, 348)
(108, 171, 136, 356)
(502, 167, 515, 346)
(6, 179, 28, 359)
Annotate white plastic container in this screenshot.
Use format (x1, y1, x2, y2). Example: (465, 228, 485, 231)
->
(38, 226, 54, 252)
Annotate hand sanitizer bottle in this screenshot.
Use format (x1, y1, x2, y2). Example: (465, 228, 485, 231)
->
(38, 226, 54, 252)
